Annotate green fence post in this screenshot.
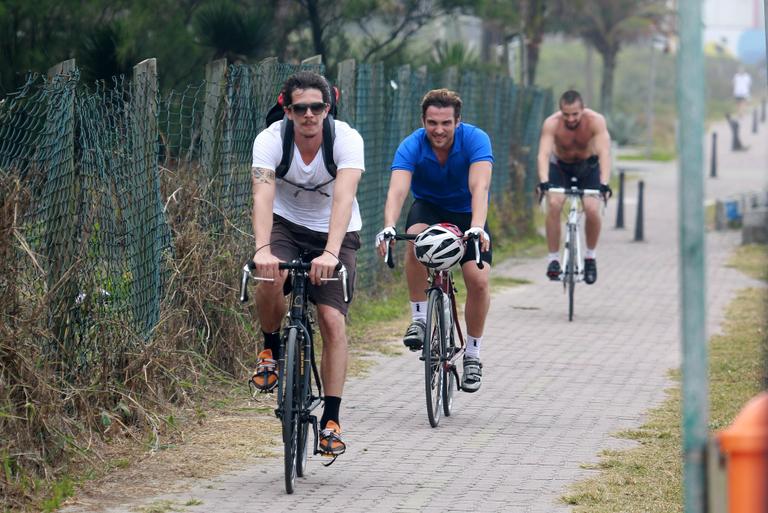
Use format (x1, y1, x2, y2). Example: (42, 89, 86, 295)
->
(676, 1, 708, 512)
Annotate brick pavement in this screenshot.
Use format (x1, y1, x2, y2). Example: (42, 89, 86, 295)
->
(62, 116, 767, 513)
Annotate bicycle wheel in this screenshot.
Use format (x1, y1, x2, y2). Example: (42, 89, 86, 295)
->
(281, 328, 300, 494)
(424, 289, 444, 427)
(567, 225, 577, 322)
(295, 327, 312, 478)
(442, 314, 456, 417)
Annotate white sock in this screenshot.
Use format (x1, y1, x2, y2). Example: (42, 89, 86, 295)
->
(548, 252, 560, 263)
(411, 301, 427, 323)
(465, 335, 482, 359)
(585, 248, 596, 259)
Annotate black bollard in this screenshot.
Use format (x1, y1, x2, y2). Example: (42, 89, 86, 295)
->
(753, 109, 759, 134)
(615, 170, 625, 228)
(634, 180, 645, 242)
(726, 114, 746, 151)
(762, 98, 766, 122)
(710, 132, 717, 178)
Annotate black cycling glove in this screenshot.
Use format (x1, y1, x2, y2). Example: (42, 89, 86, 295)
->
(599, 183, 613, 200)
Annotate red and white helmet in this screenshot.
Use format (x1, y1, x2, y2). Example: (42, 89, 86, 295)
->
(413, 223, 465, 271)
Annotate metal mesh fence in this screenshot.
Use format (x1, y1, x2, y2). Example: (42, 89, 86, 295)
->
(0, 59, 550, 381)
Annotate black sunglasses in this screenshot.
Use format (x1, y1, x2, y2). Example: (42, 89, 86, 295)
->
(288, 102, 327, 115)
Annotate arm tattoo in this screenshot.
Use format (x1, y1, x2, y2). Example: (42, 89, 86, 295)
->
(252, 167, 275, 184)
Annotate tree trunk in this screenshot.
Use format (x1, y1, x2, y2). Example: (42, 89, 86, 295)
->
(600, 46, 618, 119)
(305, 0, 327, 64)
(526, 34, 542, 86)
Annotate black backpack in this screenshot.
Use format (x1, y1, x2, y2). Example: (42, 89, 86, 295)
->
(264, 82, 339, 189)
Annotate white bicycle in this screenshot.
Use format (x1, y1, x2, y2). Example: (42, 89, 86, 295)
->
(547, 186, 602, 322)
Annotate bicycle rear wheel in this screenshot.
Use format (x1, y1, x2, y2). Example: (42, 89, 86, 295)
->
(567, 225, 577, 322)
(281, 328, 300, 494)
(424, 289, 444, 427)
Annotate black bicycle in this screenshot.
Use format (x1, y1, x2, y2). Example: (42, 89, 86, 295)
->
(383, 229, 483, 427)
(240, 249, 349, 494)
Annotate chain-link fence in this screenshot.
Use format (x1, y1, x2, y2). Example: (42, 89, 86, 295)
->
(0, 57, 551, 382)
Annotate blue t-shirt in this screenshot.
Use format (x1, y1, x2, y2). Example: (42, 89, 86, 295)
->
(391, 122, 493, 213)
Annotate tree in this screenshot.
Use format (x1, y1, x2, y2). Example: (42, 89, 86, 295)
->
(193, 0, 276, 63)
(559, 0, 669, 118)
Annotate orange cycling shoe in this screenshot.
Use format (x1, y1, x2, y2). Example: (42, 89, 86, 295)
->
(318, 420, 346, 456)
(250, 349, 278, 392)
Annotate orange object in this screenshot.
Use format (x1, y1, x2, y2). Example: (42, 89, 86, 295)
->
(717, 391, 768, 513)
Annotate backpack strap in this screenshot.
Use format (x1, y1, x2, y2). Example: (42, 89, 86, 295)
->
(275, 118, 294, 179)
(322, 115, 337, 178)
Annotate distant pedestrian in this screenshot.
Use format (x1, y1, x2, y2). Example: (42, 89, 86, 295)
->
(732, 67, 752, 116)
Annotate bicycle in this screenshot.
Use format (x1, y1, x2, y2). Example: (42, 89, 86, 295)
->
(239, 249, 349, 494)
(382, 228, 483, 428)
(545, 186, 602, 322)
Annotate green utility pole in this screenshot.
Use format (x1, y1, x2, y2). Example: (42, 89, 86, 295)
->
(677, 1, 708, 512)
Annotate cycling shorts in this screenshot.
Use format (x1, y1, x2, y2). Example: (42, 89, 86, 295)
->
(548, 155, 601, 190)
(405, 199, 492, 266)
(269, 215, 360, 316)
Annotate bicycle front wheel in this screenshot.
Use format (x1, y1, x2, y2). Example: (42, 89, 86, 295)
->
(442, 315, 456, 417)
(296, 328, 312, 478)
(281, 328, 300, 494)
(424, 289, 444, 428)
(567, 225, 577, 322)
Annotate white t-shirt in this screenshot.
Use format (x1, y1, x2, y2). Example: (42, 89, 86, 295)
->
(733, 72, 752, 98)
(252, 119, 365, 233)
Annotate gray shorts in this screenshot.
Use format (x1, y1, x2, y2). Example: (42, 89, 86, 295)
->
(269, 215, 360, 315)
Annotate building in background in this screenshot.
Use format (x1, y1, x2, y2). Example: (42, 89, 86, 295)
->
(704, 0, 766, 64)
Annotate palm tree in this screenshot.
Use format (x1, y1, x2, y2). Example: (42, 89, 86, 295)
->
(193, 0, 275, 63)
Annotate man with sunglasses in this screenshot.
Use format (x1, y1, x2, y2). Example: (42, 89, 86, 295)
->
(537, 90, 612, 285)
(250, 71, 365, 457)
(376, 88, 493, 393)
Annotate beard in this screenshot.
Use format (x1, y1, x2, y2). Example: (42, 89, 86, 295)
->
(565, 120, 581, 130)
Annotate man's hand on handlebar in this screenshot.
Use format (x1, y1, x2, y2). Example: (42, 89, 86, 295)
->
(537, 181, 552, 204)
(252, 248, 283, 280)
(464, 226, 490, 253)
(375, 226, 396, 257)
(310, 251, 339, 286)
(599, 183, 612, 202)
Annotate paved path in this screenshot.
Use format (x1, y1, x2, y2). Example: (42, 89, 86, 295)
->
(63, 116, 767, 513)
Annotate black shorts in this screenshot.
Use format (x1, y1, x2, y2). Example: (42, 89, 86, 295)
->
(548, 156, 601, 189)
(269, 215, 360, 315)
(405, 199, 492, 266)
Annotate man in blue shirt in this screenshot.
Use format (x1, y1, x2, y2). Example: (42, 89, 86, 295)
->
(375, 89, 493, 392)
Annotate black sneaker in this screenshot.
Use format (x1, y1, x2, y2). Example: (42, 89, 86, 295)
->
(403, 319, 426, 351)
(461, 356, 483, 393)
(546, 260, 562, 281)
(584, 258, 597, 284)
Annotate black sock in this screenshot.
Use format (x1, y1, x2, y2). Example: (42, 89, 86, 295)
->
(262, 330, 281, 359)
(321, 396, 342, 429)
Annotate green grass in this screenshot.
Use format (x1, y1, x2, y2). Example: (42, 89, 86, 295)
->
(561, 243, 768, 512)
(618, 150, 676, 162)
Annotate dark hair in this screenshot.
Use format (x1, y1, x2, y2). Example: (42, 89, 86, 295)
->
(559, 90, 584, 108)
(421, 88, 462, 119)
(281, 71, 332, 106)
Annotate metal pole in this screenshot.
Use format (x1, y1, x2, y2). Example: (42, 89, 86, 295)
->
(634, 180, 644, 241)
(616, 170, 625, 228)
(677, 1, 708, 512)
(710, 132, 717, 178)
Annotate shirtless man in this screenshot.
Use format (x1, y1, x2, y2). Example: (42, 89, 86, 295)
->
(536, 90, 612, 284)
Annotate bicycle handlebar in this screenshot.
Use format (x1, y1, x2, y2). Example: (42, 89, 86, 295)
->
(240, 259, 349, 304)
(382, 231, 484, 270)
